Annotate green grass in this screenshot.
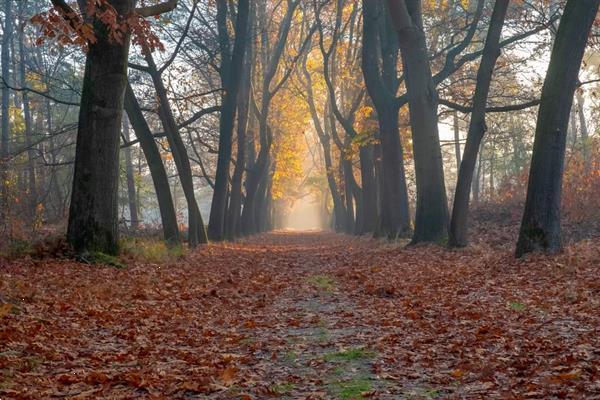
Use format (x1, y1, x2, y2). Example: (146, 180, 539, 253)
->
(509, 301, 527, 312)
(120, 237, 186, 264)
(324, 347, 375, 362)
(330, 378, 372, 399)
(78, 251, 126, 269)
(270, 383, 295, 395)
(308, 275, 336, 291)
(284, 350, 298, 362)
(0, 240, 33, 259)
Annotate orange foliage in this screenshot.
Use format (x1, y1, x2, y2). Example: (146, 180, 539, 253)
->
(31, 0, 164, 52)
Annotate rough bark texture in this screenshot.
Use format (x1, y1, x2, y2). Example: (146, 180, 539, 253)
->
(67, 0, 135, 254)
(448, 0, 509, 248)
(124, 83, 180, 244)
(389, 0, 449, 243)
(361, 0, 410, 238)
(516, 0, 599, 257)
(208, 0, 249, 241)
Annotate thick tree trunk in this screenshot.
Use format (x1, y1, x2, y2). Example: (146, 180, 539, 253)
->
(516, 0, 598, 257)
(342, 157, 355, 233)
(122, 114, 139, 230)
(124, 83, 180, 244)
(145, 53, 207, 246)
(208, 0, 249, 241)
(357, 144, 377, 234)
(67, 0, 136, 254)
(361, 0, 411, 238)
(448, 0, 509, 247)
(389, 0, 449, 244)
(378, 107, 411, 238)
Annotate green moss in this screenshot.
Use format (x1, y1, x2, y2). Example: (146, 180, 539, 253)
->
(79, 251, 126, 269)
(308, 275, 336, 291)
(509, 301, 527, 312)
(330, 378, 372, 399)
(324, 347, 375, 362)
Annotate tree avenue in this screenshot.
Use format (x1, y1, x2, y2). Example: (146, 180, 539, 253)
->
(0, 0, 598, 255)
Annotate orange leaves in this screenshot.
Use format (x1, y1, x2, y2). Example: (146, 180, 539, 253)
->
(32, 0, 164, 53)
(0, 303, 13, 318)
(1, 232, 599, 397)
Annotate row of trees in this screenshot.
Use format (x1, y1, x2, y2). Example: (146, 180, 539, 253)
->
(0, 0, 598, 257)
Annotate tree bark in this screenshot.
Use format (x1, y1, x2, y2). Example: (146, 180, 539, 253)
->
(18, 14, 38, 226)
(361, 0, 411, 238)
(124, 83, 180, 244)
(516, 0, 599, 257)
(122, 114, 139, 230)
(388, 0, 449, 244)
(67, 0, 136, 254)
(226, 23, 253, 240)
(448, 0, 509, 247)
(1, 0, 13, 227)
(576, 91, 591, 173)
(208, 0, 250, 241)
(144, 53, 208, 246)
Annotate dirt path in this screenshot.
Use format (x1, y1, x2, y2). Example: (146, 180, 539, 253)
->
(1, 232, 599, 399)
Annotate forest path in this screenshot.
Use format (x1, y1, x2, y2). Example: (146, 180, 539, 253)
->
(1, 231, 599, 399)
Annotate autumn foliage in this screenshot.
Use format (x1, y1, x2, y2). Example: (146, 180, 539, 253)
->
(1, 232, 599, 398)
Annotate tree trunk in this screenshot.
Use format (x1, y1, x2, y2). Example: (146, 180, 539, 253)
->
(576, 91, 591, 173)
(516, 0, 598, 257)
(208, 0, 249, 241)
(122, 114, 139, 230)
(388, 0, 449, 244)
(361, 0, 411, 238)
(0, 0, 13, 227)
(357, 144, 377, 234)
(453, 111, 461, 171)
(145, 53, 208, 246)
(18, 17, 38, 226)
(124, 83, 180, 244)
(448, 0, 509, 247)
(67, 0, 136, 254)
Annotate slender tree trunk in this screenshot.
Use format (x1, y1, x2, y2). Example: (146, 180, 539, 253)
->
(516, 0, 599, 257)
(448, 0, 509, 247)
(18, 19, 38, 225)
(0, 0, 13, 227)
(227, 40, 252, 240)
(67, 0, 136, 254)
(122, 114, 139, 230)
(124, 83, 180, 244)
(144, 53, 207, 246)
(125, 83, 179, 242)
(453, 111, 461, 171)
(576, 91, 591, 173)
(209, 0, 249, 241)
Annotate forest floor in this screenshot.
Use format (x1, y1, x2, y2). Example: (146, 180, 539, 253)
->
(1, 231, 599, 399)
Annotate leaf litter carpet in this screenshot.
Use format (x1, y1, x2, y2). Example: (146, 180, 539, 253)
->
(1, 232, 599, 399)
